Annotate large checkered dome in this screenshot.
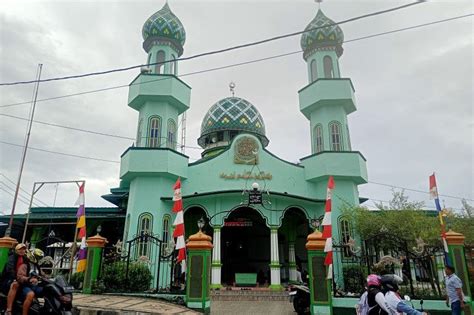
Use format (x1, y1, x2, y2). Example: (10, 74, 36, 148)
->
(200, 97, 266, 139)
(142, 3, 186, 54)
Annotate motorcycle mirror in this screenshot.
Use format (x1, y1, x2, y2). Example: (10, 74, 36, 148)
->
(420, 299, 423, 305)
(404, 295, 411, 302)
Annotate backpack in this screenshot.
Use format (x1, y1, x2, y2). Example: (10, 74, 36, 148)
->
(357, 291, 369, 315)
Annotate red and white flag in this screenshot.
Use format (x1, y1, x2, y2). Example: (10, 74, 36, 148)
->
(172, 178, 186, 272)
(322, 176, 335, 280)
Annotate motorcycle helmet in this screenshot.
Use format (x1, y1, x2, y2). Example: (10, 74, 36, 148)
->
(367, 274, 381, 287)
(27, 248, 45, 264)
(381, 274, 403, 292)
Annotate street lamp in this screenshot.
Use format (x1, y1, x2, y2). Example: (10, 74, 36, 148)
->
(197, 217, 205, 231)
(251, 182, 260, 191)
(96, 225, 102, 235)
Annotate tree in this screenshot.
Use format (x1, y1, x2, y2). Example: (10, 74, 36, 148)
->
(375, 189, 425, 210)
(461, 199, 474, 218)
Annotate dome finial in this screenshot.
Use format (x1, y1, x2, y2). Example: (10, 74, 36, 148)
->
(229, 82, 236, 97)
(315, 0, 323, 9)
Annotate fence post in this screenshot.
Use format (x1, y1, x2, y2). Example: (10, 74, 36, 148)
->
(82, 234, 108, 294)
(306, 230, 332, 315)
(186, 229, 213, 314)
(445, 230, 473, 313)
(0, 237, 18, 273)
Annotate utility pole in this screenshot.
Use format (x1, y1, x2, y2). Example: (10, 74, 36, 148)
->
(6, 64, 43, 237)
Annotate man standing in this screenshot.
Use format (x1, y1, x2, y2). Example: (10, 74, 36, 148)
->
(445, 265, 465, 315)
(1, 243, 28, 315)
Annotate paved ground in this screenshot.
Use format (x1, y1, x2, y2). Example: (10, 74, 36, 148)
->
(74, 294, 198, 314)
(74, 294, 295, 315)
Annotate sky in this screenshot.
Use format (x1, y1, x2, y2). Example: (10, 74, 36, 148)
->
(0, 0, 472, 217)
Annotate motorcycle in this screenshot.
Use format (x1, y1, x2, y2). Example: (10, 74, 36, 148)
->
(404, 295, 428, 315)
(0, 275, 74, 315)
(289, 284, 310, 315)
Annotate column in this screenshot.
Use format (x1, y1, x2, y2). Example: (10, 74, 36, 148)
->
(269, 227, 282, 290)
(82, 234, 108, 294)
(306, 230, 332, 315)
(445, 230, 473, 313)
(186, 229, 213, 314)
(210, 226, 222, 289)
(0, 237, 18, 273)
(289, 242, 297, 283)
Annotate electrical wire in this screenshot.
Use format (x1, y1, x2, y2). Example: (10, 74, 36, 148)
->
(0, 182, 39, 207)
(0, 173, 49, 206)
(2, 13, 471, 109)
(0, 1, 426, 87)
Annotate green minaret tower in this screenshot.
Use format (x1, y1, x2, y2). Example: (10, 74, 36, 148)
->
(130, 2, 190, 149)
(299, 8, 367, 252)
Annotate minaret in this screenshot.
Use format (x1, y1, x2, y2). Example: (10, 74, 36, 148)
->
(130, 2, 190, 149)
(298, 8, 367, 244)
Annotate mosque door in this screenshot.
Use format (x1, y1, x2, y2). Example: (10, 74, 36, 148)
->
(221, 207, 270, 286)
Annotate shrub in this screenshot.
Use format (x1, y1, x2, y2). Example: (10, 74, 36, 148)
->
(69, 272, 84, 290)
(100, 261, 152, 292)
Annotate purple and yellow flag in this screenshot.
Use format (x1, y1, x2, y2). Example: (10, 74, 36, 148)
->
(75, 183, 87, 272)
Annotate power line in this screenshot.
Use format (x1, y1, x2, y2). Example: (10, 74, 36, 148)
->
(0, 187, 32, 208)
(1, 13, 471, 109)
(0, 140, 121, 164)
(0, 183, 38, 207)
(366, 197, 464, 212)
(368, 180, 474, 202)
(0, 1, 425, 87)
(0, 174, 48, 207)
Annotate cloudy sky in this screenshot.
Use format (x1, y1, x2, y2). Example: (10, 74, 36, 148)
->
(0, 0, 472, 217)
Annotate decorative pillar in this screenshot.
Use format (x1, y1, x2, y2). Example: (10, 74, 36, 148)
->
(445, 230, 472, 312)
(0, 236, 18, 273)
(306, 230, 332, 315)
(186, 230, 213, 314)
(210, 226, 222, 289)
(269, 227, 282, 290)
(82, 234, 108, 294)
(289, 242, 297, 283)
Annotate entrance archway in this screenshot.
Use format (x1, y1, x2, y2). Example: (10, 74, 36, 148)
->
(221, 207, 270, 286)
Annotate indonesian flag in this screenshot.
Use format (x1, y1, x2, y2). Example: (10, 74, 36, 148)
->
(172, 178, 186, 272)
(322, 176, 335, 280)
(75, 183, 87, 272)
(429, 173, 450, 259)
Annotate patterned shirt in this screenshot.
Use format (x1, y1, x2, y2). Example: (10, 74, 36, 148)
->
(445, 273, 463, 304)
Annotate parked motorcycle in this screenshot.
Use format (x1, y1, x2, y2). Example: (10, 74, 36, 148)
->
(289, 284, 310, 315)
(0, 275, 74, 315)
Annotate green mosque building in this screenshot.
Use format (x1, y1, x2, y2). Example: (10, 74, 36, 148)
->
(102, 3, 368, 289)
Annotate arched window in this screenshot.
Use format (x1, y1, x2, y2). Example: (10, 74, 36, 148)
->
(138, 213, 153, 257)
(329, 121, 343, 151)
(314, 124, 324, 153)
(323, 55, 334, 78)
(155, 50, 166, 74)
(310, 60, 318, 82)
(148, 116, 161, 148)
(339, 217, 353, 257)
(167, 119, 176, 149)
(136, 118, 143, 147)
(162, 215, 171, 252)
(170, 54, 176, 75)
(346, 124, 352, 151)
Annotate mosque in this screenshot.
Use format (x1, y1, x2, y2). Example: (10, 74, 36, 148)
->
(102, 2, 368, 289)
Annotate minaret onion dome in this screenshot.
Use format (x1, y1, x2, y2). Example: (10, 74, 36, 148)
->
(142, 2, 186, 56)
(300, 9, 344, 60)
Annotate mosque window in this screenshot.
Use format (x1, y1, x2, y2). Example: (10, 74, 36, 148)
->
(155, 50, 166, 74)
(329, 121, 343, 151)
(167, 119, 177, 149)
(170, 54, 177, 75)
(314, 124, 324, 153)
(136, 118, 143, 147)
(310, 60, 318, 82)
(162, 215, 171, 252)
(339, 217, 353, 257)
(324, 55, 334, 78)
(138, 213, 153, 257)
(148, 116, 162, 148)
(346, 124, 352, 151)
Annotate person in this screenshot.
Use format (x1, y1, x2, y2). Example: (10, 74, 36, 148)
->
(365, 274, 397, 315)
(1, 243, 28, 315)
(17, 248, 45, 315)
(444, 265, 465, 315)
(381, 274, 428, 315)
(295, 266, 303, 284)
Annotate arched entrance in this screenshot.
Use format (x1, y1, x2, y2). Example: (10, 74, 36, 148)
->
(221, 207, 270, 286)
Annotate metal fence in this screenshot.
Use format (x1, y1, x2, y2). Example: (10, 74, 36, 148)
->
(332, 233, 447, 300)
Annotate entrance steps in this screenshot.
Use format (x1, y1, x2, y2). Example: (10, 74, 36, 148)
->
(211, 287, 289, 301)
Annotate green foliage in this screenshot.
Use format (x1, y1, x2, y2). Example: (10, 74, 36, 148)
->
(69, 272, 84, 290)
(342, 266, 367, 294)
(100, 261, 152, 293)
(91, 279, 106, 294)
(449, 216, 474, 245)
